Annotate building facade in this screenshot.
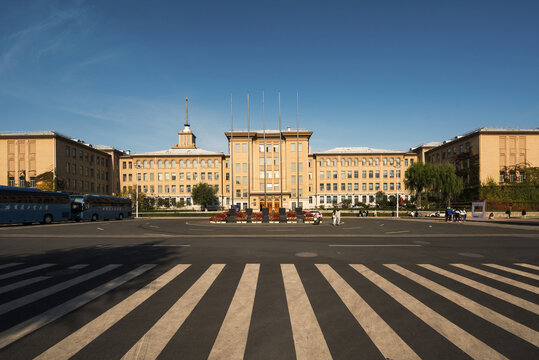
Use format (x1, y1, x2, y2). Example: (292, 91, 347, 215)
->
(0, 131, 120, 195)
(3, 126, 538, 209)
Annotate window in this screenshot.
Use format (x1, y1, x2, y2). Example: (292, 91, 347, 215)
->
(236, 163, 241, 172)
(396, 170, 401, 178)
(369, 183, 373, 190)
(143, 173, 148, 181)
(259, 145, 264, 152)
(273, 144, 279, 152)
(172, 173, 176, 181)
(362, 170, 366, 178)
(348, 183, 352, 191)
(368, 158, 373, 166)
(193, 160, 197, 168)
(242, 163, 247, 172)
(320, 183, 324, 191)
(389, 157, 394, 165)
(242, 143, 247, 152)
(341, 183, 345, 191)
(158, 173, 163, 181)
(201, 173, 206, 180)
(333, 171, 337, 179)
(326, 183, 331, 191)
(375, 170, 380, 178)
(274, 170, 279, 178)
(362, 183, 366, 191)
(383, 170, 388, 178)
(201, 160, 206, 168)
(375, 158, 379, 166)
(122, 161, 127, 169)
(193, 173, 198, 180)
(172, 160, 176, 168)
(347, 171, 352, 178)
(236, 176, 240, 185)
(405, 159, 408, 166)
(383, 158, 387, 166)
(165, 160, 170, 168)
(390, 183, 394, 190)
(341, 171, 345, 179)
(186, 172, 191, 180)
(291, 143, 296, 151)
(235, 144, 241, 152)
(396, 158, 401, 166)
(150, 173, 155, 181)
(369, 170, 373, 178)
(375, 183, 380, 190)
(187, 185, 191, 192)
(187, 160, 191, 168)
(333, 183, 337, 191)
(383, 183, 388, 191)
(158, 160, 163, 168)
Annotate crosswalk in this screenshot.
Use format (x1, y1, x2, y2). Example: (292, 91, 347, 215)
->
(0, 262, 537, 359)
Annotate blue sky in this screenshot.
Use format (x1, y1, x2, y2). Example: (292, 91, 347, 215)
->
(1, 0, 538, 153)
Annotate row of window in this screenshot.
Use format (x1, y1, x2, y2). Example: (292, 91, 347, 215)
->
(65, 145, 107, 167)
(427, 142, 471, 162)
(123, 172, 220, 182)
(123, 159, 220, 170)
(8, 177, 36, 188)
(124, 184, 218, 194)
(318, 157, 411, 167)
(319, 182, 402, 192)
(319, 170, 401, 179)
(65, 163, 108, 180)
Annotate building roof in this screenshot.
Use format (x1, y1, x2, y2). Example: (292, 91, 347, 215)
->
(130, 148, 224, 156)
(314, 146, 407, 155)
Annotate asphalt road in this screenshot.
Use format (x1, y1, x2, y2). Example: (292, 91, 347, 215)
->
(0, 218, 537, 359)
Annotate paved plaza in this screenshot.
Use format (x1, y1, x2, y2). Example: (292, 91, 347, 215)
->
(0, 218, 537, 359)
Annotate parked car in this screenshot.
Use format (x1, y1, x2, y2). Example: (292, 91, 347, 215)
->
(309, 211, 323, 221)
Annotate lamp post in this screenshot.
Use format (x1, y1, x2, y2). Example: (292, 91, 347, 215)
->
(135, 164, 141, 218)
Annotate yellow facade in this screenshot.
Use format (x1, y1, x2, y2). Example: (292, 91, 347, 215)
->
(0, 132, 115, 195)
(3, 126, 538, 208)
(425, 128, 539, 185)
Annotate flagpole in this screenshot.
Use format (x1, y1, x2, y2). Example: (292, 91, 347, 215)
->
(263, 89, 267, 208)
(247, 92, 251, 209)
(230, 92, 234, 209)
(278, 91, 283, 207)
(296, 90, 299, 210)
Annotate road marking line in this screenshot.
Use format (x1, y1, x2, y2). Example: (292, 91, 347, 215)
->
(514, 263, 539, 271)
(451, 264, 539, 294)
(68, 264, 89, 270)
(122, 264, 225, 360)
(484, 264, 539, 281)
(35, 264, 188, 360)
(317, 264, 419, 360)
(0, 264, 55, 280)
(281, 264, 332, 360)
(351, 264, 507, 360)
(420, 264, 539, 315)
(208, 264, 260, 360)
(387, 264, 539, 347)
(328, 244, 421, 247)
(385, 230, 410, 234)
(148, 244, 190, 247)
(0, 276, 51, 295)
(0, 264, 121, 316)
(0, 263, 23, 270)
(0, 264, 155, 350)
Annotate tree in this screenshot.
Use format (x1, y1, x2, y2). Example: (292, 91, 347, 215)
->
(121, 187, 146, 211)
(433, 163, 463, 207)
(191, 183, 217, 209)
(341, 198, 352, 209)
(375, 191, 388, 208)
(404, 162, 435, 208)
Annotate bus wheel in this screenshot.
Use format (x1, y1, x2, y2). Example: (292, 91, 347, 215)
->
(118, 213, 124, 220)
(91, 214, 98, 222)
(43, 215, 53, 224)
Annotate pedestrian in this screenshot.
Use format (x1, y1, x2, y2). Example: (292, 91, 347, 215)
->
(332, 209, 336, 226)
(336, 209, 341, 225)
(447, 208, 454, 222)
(445, 208, 450, 222)
(461, 208, 467, 222)
(489, 212, 494, 219)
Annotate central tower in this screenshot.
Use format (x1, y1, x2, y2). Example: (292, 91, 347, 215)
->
(174, 97, 197, 149)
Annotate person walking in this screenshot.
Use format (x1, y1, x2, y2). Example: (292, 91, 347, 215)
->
(336, 209, 341, 225)
(332, 209, 336, 226)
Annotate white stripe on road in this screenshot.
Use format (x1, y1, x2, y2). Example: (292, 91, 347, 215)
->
(420, 264, 539, 315)
(68, 264, 89, 270)
(0, 264, 55, 280)
(0, 263, 23, 270)
(0, 276, 51, 295)
(484, 264, 539, 281)
(0, 265, 121, 315)
(35, 264, 188, 360)
(451, 264, 539, 294)
(387, 264, 539, 347)
(351, 264, 507, 360)
(328, 244, 421, 247)
(317, 264, 419, 360)
(281, 264, 332, 360)
(0, 264, 155, 350)
(122, 264, 225, 360)
(514, 263, 539, 271)
(208, 264, 260, 360)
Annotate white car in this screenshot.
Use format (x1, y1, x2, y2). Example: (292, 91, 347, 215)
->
(428, 211, 441, 217)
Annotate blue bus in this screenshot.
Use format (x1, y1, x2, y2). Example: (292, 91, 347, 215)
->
(70, 194, 132, 221)
(0, 186, 71, 225)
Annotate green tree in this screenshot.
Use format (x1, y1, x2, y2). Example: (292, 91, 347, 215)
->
(341, 198, 352, 209)
(191, 183, 217, 209)
(404, 162, 435, 208)
(433, 163, 463, 207)
(375, 191, 388, 208)
(120, 187, 146, 210)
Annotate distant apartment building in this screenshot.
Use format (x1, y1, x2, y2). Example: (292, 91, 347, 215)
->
(0, 131, 124, 195)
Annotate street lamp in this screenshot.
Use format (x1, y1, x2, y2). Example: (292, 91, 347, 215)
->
(135, 164, 141, 218)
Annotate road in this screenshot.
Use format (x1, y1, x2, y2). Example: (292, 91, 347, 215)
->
(0, 217, 537, 359)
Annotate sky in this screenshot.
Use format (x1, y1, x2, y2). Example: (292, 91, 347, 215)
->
(1, 0, 538, 154)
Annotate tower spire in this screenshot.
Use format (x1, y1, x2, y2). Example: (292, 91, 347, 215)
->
(185, 97, 189, 127)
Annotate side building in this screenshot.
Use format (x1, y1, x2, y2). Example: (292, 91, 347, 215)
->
(0, 131, 123, 195)
(422, 128, 539, 197)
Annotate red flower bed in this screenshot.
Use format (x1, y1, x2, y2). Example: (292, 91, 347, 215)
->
(252, 212, 263, 221)
(209, 211, 228, 222)
(236, 211, 247, 221)
(269, 213, 280, 221)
